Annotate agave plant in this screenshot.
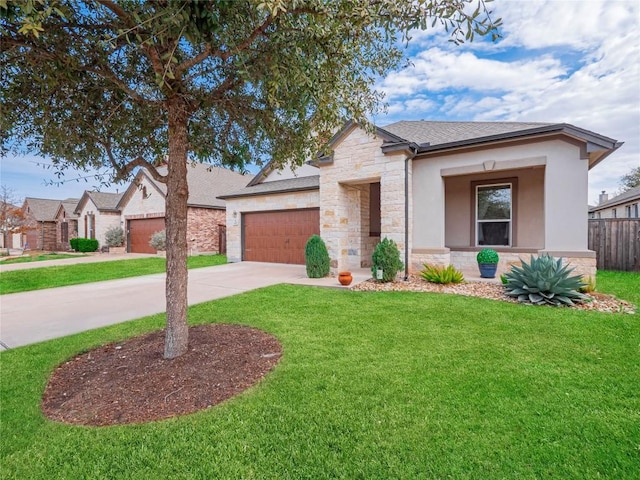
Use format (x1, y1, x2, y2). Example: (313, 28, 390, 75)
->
(504, 255, 587, 306)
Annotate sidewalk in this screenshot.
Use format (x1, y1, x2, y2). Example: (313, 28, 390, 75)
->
(0, 262, 371, 350)
(0, 252, 157, 272)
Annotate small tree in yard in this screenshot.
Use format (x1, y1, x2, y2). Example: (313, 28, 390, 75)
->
(1, 1, 500, 358)
(104, 226, 124, 247)
(305, 235, 330, 278)
(0, 186, 28, 250)
(149, 230, 166, 252)
(372, 238, 404, 283)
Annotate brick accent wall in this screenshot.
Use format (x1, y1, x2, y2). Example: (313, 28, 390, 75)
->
(27, 222, 58, 250)
(187, 207, 226, 254)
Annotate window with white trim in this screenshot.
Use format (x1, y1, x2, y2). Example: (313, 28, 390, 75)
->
(476, 183, 512, 246)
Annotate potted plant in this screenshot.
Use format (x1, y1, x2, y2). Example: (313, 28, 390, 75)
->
(476, 248, 499, 278)
(104, 226, 126, 254)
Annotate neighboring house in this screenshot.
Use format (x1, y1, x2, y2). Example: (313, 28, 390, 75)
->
(75, 191, 124, 247)
(588, 187, 640, 219)
(117, 163, 252, 254)
(54, 198, 80, 250)
(221, 120, 622, 280)
(22, 197, 61, 250)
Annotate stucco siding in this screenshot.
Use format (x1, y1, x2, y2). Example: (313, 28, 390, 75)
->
(444, 167, 544, 249)
(413, 139, 589, 252)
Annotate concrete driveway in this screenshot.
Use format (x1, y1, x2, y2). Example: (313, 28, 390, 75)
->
(0, 262, 371, 350)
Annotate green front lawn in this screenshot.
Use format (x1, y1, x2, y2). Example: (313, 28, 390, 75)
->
(0, 255, 227, 295)
(1, 252, 86, 264)
(1, 274, 638, 479)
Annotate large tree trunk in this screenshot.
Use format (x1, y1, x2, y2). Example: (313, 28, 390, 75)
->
(164, 98, 190, 359)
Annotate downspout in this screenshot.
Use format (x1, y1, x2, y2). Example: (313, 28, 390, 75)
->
(404, 148, 417, 281)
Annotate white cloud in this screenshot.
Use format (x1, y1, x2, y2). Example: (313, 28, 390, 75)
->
(377, 0, 640, 204)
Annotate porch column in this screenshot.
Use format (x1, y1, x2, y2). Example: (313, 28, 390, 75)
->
(541, 149, 596, 279)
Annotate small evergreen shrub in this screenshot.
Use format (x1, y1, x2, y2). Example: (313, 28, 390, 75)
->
(421, 264, 465, 284)
(371, 237, 404, 283)
(477, 248, 499, 264)
(504, 255, 587, 306)
(305, 235, 330, 278)
(149, 230, 166, 251)
(71, 238, 99, 252)
(104, 226, 124, 247)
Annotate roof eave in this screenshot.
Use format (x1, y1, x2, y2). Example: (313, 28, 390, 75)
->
(219, 184, 319, 200)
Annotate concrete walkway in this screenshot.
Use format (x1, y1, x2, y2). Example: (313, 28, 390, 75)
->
(0, 262, 371, 350)
(0, 252, 156, 272)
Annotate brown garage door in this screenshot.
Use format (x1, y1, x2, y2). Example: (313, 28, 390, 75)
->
(243, 209, 320, 264)
(128, 217, 165, 253)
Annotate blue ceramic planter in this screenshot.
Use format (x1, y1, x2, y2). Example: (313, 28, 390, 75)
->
(478, 263, 497, 278)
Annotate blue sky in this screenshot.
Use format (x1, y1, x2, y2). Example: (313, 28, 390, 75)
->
(2, 0, 638, 205)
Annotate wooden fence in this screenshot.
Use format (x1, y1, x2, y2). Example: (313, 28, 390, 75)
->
(588, 219, 640, 271)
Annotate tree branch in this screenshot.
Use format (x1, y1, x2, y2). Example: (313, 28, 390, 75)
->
(95, 0, 165, 75)
(99, 137, 166, 184)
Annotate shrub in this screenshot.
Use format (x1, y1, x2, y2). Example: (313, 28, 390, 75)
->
(504, 255, 587, 306)
(71, 238, 99, 252)
(104, 226, 124, 247)
(421, 264, 465, 284)
(371, 237, 404, 283)
(304, 235, 330, 278)
(149, 230, 166, 251)
(477, 248, 499, 264)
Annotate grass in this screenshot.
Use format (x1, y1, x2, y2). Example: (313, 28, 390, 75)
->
(1, 252, 86, 264)
(1, 271, 638, 479)
(0, 255, 227, 295)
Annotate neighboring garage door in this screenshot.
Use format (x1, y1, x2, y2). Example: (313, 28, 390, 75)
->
(243, 209, 320, 264)
(128, 217, 165, 253)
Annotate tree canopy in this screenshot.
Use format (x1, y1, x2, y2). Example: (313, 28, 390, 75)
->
(619, 166, 640, 192)
(1, 0, 501, 358)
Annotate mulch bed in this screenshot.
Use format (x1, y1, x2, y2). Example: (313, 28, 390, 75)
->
(351, 275, 636, 314)
(42, 324, 282, 426)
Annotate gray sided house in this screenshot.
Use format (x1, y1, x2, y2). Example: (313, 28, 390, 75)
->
(589, 186, 640, 219)
(221, 120, 621, 280)
(117, 163, 252, 254)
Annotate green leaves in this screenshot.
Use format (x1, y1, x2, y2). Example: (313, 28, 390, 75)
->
(421, 264, 465, 284)
(504, 255, 588, 307)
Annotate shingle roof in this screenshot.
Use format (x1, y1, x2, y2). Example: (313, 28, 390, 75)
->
(59, 198, 80, 219)
(132, 163, 253, 208)
(23, 197, 61, 221)
(589, 186, 640, 212)
(381, 120, 555, 147)
(219, 175, 319, 199)
(86, 191, 124, 211)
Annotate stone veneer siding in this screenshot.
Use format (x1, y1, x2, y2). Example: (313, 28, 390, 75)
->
(411, 250, 596, 282)
(225, 190, 320, 263)
(320, 126, 408, 272)
(186, 207, 226, 254)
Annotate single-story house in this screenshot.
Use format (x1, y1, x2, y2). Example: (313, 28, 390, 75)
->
(54, 198, 80, 250)
(75, 191, 124, 247)
(589, 187, 640, 219)
(117, 163, 252, 254)
(221, 120, 622, 280)
(22, 197, 62, 251)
